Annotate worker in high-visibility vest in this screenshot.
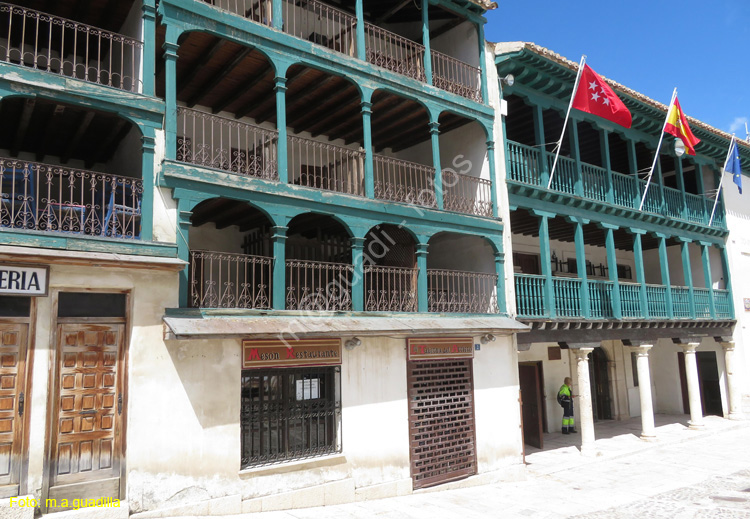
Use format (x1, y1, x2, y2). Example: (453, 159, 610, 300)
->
(557, 377, 578, 434)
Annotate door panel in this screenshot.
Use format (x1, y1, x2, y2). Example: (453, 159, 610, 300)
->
(0, 323, 28, 494)
(519, 364, 543, 449)
(50, 323, 123, 500)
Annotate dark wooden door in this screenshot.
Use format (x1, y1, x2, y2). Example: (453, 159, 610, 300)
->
(0, 323, 29, 498)
(588, 348, 612, 421)
(697, 352, 723, 417)
(519, 363, 543, 449)
(48, 323, 124, 509)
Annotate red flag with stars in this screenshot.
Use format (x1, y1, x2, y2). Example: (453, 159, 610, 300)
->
(571, 64, 632, 129)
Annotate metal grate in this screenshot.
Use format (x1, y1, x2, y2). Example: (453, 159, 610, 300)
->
(407, 360, 477, 489)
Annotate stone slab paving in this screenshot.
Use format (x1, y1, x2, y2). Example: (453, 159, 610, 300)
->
(172, 415, 750, 519)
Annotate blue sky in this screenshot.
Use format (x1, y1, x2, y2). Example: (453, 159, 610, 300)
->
(485, 1, 750, 137)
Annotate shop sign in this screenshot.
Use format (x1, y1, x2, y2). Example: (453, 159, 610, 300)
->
(0, 264, 49, 296)
(242, 338, 342, 369)
(407, 337, 474, 361)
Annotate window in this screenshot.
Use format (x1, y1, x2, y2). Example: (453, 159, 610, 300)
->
(241, 366, 341, 468)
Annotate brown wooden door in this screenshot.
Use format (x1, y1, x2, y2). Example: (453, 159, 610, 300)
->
(48, 323, 124, 507)
(519, 363, 543, 449)
(0, 323, 29, 497)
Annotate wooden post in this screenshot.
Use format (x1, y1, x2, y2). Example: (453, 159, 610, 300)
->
(657, 233, 674, 319)
(632, 230, 649, 319)
(679, 238, 696, 319)
(536, 212, 555, 318)
(572, 219, 590, 318)
(275, 76, 288, 184)
(604, 225, 622, 319)
(361, 98, 374, 198)
(700, 242, 717, 319)
(416, 242, 429, 313)
(272, 226, 288, 310)
(162, 35, 179, 161)
(532, 104, 549, 186)
(421, 0, 433, 86)
(569, 119, 584, 196)
(355, 0, 365, 61)
(429, 118, 443, 209)
(351, 237, 365, 311)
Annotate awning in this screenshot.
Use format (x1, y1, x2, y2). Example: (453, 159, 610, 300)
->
(163, 314, 528, 340)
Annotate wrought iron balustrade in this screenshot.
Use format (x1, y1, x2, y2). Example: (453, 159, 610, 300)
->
(428, 269, 498, 314)
(431, 49, 481, 102)
(693, 288, 712, 319)
(619, 282, 642, 318)
(288, 135, 365, 196)
(202, 0, 273, 26)
(364, 23, 425, 82)
(714, 289, 732, 319)
(364, 265, 418, 312)
(442, 171, 493, 217)
(189, 250, 273, 309)
(282, 0, 356, 56)
(506, 140, 544, 186)
(514, 274, 547, 318)
(552, 277, 582, 318)
(373, 155, 436, 208)
(0, 3, 142, 92)
(286, 259, 353, 311)
(0, 157, 141, 238)
(177, 107, 279, 180)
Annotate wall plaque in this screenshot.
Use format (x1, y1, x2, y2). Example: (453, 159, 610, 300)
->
(242, 338, 342, 369)
(407, 337, 474, 361)
(0, 263, 49, 296)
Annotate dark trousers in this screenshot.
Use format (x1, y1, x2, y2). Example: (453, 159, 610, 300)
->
(562, 401, 575, 433)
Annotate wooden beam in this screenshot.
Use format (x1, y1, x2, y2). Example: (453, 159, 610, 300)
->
(310, 105, 361, 138)
(213, 62, 272, 114)
(11, 99, 35, 157)
(187, 47, 252, 108)
(303, 94, 361, 136)
(36, 104, 66, 162)
(376, 0, 411, 23)
(254, 69, 314, 124)
(62, 111, 96, 164)
(90, 119, 127, 168)
(176, 39, 227, 98)
(281, 75, 341, 123)
(234, 67, 305, 120)
(191, 199, 229, 227)
(430, 17, 463, 40)
(214, 203, 258, 229)
(286, 78, 349, 127)
(334, 96, 410, 142)
(288, 86, 358, 131)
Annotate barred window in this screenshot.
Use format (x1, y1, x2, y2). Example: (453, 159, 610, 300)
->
(241, 366, 341, 468)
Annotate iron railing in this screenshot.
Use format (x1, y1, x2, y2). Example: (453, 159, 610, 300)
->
(0, 157, 141, 238)
(364, 265, 418, 312)
(203, 0, 273, 26)
(428, 269, 499, 314)
(364, 23, 425, 82)
(431, 49, 481, 102)
(177, 107, 279, 180)
(373, 155, 436, 208)
(189, 250, 273, 309)
(282, 0, 356, 56)
(0, 3, 142, 92)
(288, 136, 365, 196)
(514, 274, 546, 318)
(286, 259, 353, 311)
(443, 171, 493, 217)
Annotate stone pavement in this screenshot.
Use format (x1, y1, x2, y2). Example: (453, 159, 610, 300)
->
(174, 414, 750, 519)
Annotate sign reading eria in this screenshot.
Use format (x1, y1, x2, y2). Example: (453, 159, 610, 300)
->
(407, 337, 474, 361)
(242, 338, 342, 369)
(0, 264, 49, 296)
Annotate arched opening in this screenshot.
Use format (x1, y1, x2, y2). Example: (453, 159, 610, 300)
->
(285, 213, 353, 311)
(589, 347, 613, 421)
(363, 224, 418, 312)
(189, 198, 274, 309)
(0, 97, 142, 237)
(427, 232, 498, 314)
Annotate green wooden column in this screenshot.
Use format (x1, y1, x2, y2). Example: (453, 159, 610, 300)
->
(141, 0, 157, 97)
(600, 129, 614, 203)
(700, 241, 716, 319)
(655, 155, 666, 215)
(632, 229, 649, 319)
(534, 210, 556, 318)
(274, 75, 288, 183)
(487, 140, 498, 218)
(351, 237, 366, 312)
(271, 226, 288, 310)
(569, 118, 584, 196)
(355, 0, 365, 61)
(140, 133, 156, 242)
(272, 0, 283, 30)
(416, 242, 429, 313)
(477, 22, 488, 104)
(719, 245, 734, 319)
(421, 0, 433, 85)
(627, 139, 639, 208)
(571, 217, 591, 318)
(674, 156, 688, 220)
(679, 238, 696, 318)
(657, 233, 674, 319)
(694, 162, 708, 224)
(604, 224, 622, 319)
(177, 202, 193, 308)
(429, 118, 443, 209)
(362, 96, 375, 198)
(532, 104, 549, 186)
(494, 251, 506, 314)
(162, 36, 179, 161)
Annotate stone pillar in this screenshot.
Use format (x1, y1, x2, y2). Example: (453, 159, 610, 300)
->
(717, 338, 743, 420)
(680, 341, 704, 429)
(571, 346, 596, 453)
(627, 343, 656, 440)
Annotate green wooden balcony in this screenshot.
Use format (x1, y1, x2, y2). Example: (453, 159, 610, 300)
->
(514, 273, 732, 321)
(506, 140, 727, 230)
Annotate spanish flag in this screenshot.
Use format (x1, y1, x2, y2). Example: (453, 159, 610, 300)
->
(664, 98, 700, 155)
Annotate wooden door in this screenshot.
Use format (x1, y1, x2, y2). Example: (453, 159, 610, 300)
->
(697, 352, 723, 417)
(0, 323, 29, 498)
(48, 323, 124, 508)
(519, 363, 543, 449)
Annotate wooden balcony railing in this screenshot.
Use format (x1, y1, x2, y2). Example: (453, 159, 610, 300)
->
(0, 3, 142, 92)
(0, 157, 141, 238)
(189, 250, 273, 309)
(373, 155, 436, 208)
(428, 269, 499, 314)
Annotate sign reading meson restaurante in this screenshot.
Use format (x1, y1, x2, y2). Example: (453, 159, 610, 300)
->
(242, 338, 342, 369)
(407, 337, 474, 361)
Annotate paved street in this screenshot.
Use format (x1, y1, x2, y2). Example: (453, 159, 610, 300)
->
(177, 416, 750, 519)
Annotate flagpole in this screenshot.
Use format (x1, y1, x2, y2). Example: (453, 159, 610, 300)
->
(639, 87, 678, 211)
(708, 135, 736, 226)
(547, 55, 586, 190)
